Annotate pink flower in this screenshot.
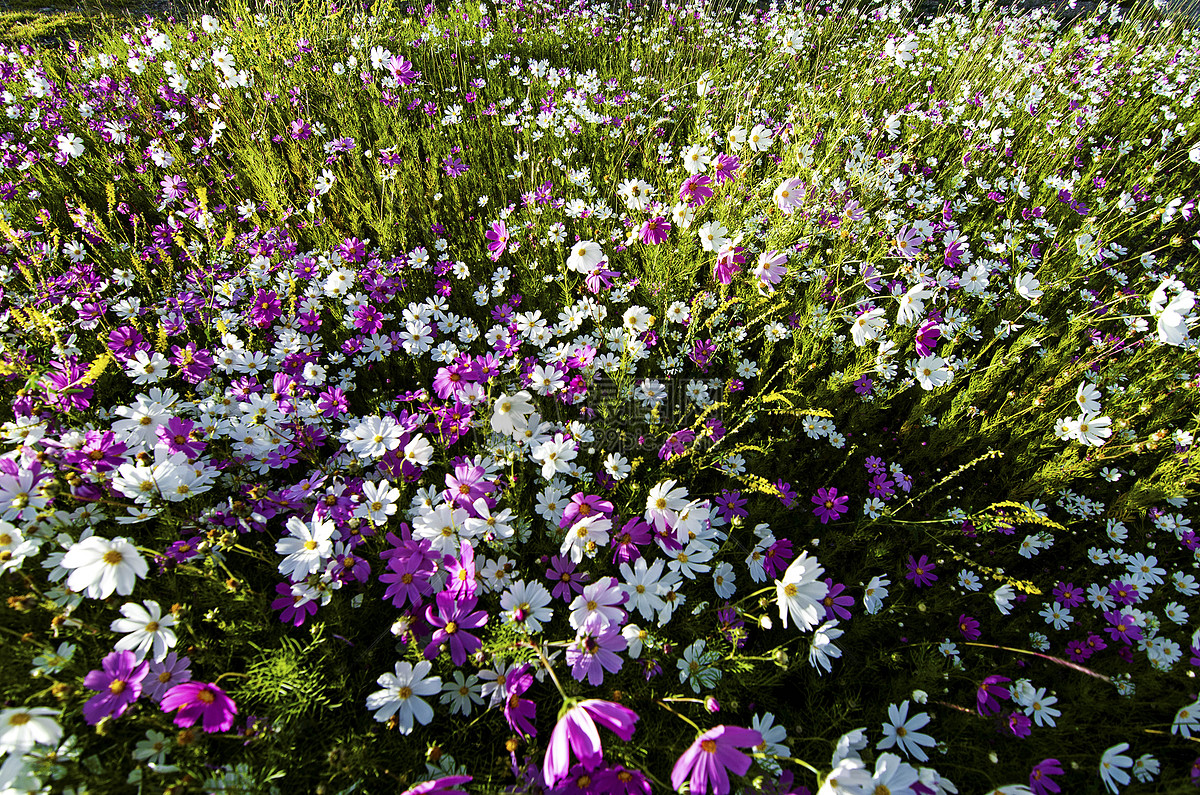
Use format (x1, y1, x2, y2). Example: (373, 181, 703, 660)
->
(639, 216, 671, 245)
(670, 725, 763, 795)
(679, 174, 713, 207)
(544, 700, 640, 788)
(424, 591, 489, 665)
(485, 219, 509, 260)
(160, 682, 237, 733)
(915, 319, 941, 357)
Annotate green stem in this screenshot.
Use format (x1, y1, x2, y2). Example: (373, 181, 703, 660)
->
(656, 699, 701, 732)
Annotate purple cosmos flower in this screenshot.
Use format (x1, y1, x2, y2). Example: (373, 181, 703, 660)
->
(867, 474, 895, 500)
(156, 416, 206, 458)
(1052, 582, 1084, 608)
(894, 226, 922, 259)
(811, 487, 849, 524)
(593, 765, 652, 794)
(915, 319, 941, 357)
(144, 652, 193, 702)
(639, 216, 671, 245)
(442, 156, 468, 178)
(864, 456, 886, 474)
(387, 57, 419, 86)
(761, 538, 794, 580)
(82, 650, 149, 724)
(567, 614, 627, 686)
(485, 219, 509, 261)
(547, 555, 590, 602)
(400, 776, 471, 795)
(658, 429, 696, 462)
(775, 480, 798, 508)
(504, 663, 537, 737)
(544, 699, 640, 787)
(561, 494, 613, 530)
(714, 490, 747, 522)
(443, 540, 479, 599)
(1103, 610, 1143, 645)
(160, 682, 238, 733)
(611, 517, 651, 565)
(64, 430, 127, 472)
(905, 554, 938, 588)
(249, 289, 282, 328)
(1008, 712, 1032, 738)
(712, 153, 739, 184)
(958, 614, 981, 641)
(679, 173, 713, 207)
(670, 725, 764, 795)
(424, 591, 489, 665)
(820, 579, 854, 621)
(380, 553, 434, 610)
(1029, 758, 1064, 795)
(976, 675, 1012, 716)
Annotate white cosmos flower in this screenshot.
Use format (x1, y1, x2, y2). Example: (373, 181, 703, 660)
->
(111, 599, 177, 662)
(275, 512, 335, 580)
(365, 660, 441, 734)
(491, 390, 533, 437)
(566, 240, 604, 273)
(775, 551, 828, 632)
(60, 536, 148, 599)
(0, 707, 62, 755)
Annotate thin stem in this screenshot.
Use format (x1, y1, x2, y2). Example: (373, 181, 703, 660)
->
(524, 640, 569, 700)
(656, 699, 701, 732)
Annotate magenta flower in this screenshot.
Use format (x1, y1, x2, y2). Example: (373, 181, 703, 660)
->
(867, 474, 895, 500)
(443, 540, 479, 600)
(485, 219, 509, 260)
(1008, 712, 1032, 738)
(1029, 758, 1063, 795)
(424, 591, 489, 665)
(679, 173, 713, 207)
(160, 682, 238, 733)
(82, 650, 149, 725)
(639, 216, 671, 245)
(957, 614, 981, 641)
(561, 493, 614, 530)
(504, 663, 537, 737)
(811, 487, 849, 524)
(400, 776, 472, 795)
(610, 517, 651, 565)
(387, 56, 419, 85)
(905, 554, 938, 588)
(670, 725, 764, 795)
(544, 699, 640, 788)
(712, 152, 739, 184)
(914, 319, 941, 356)
(976, 675, 1012, 716)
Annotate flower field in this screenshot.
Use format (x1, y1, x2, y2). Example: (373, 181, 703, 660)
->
(0, 0, 1198, 791)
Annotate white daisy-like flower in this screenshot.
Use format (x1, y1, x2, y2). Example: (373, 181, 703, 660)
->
(60, 536, 148, 599)
(111, 600, 178, 662)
